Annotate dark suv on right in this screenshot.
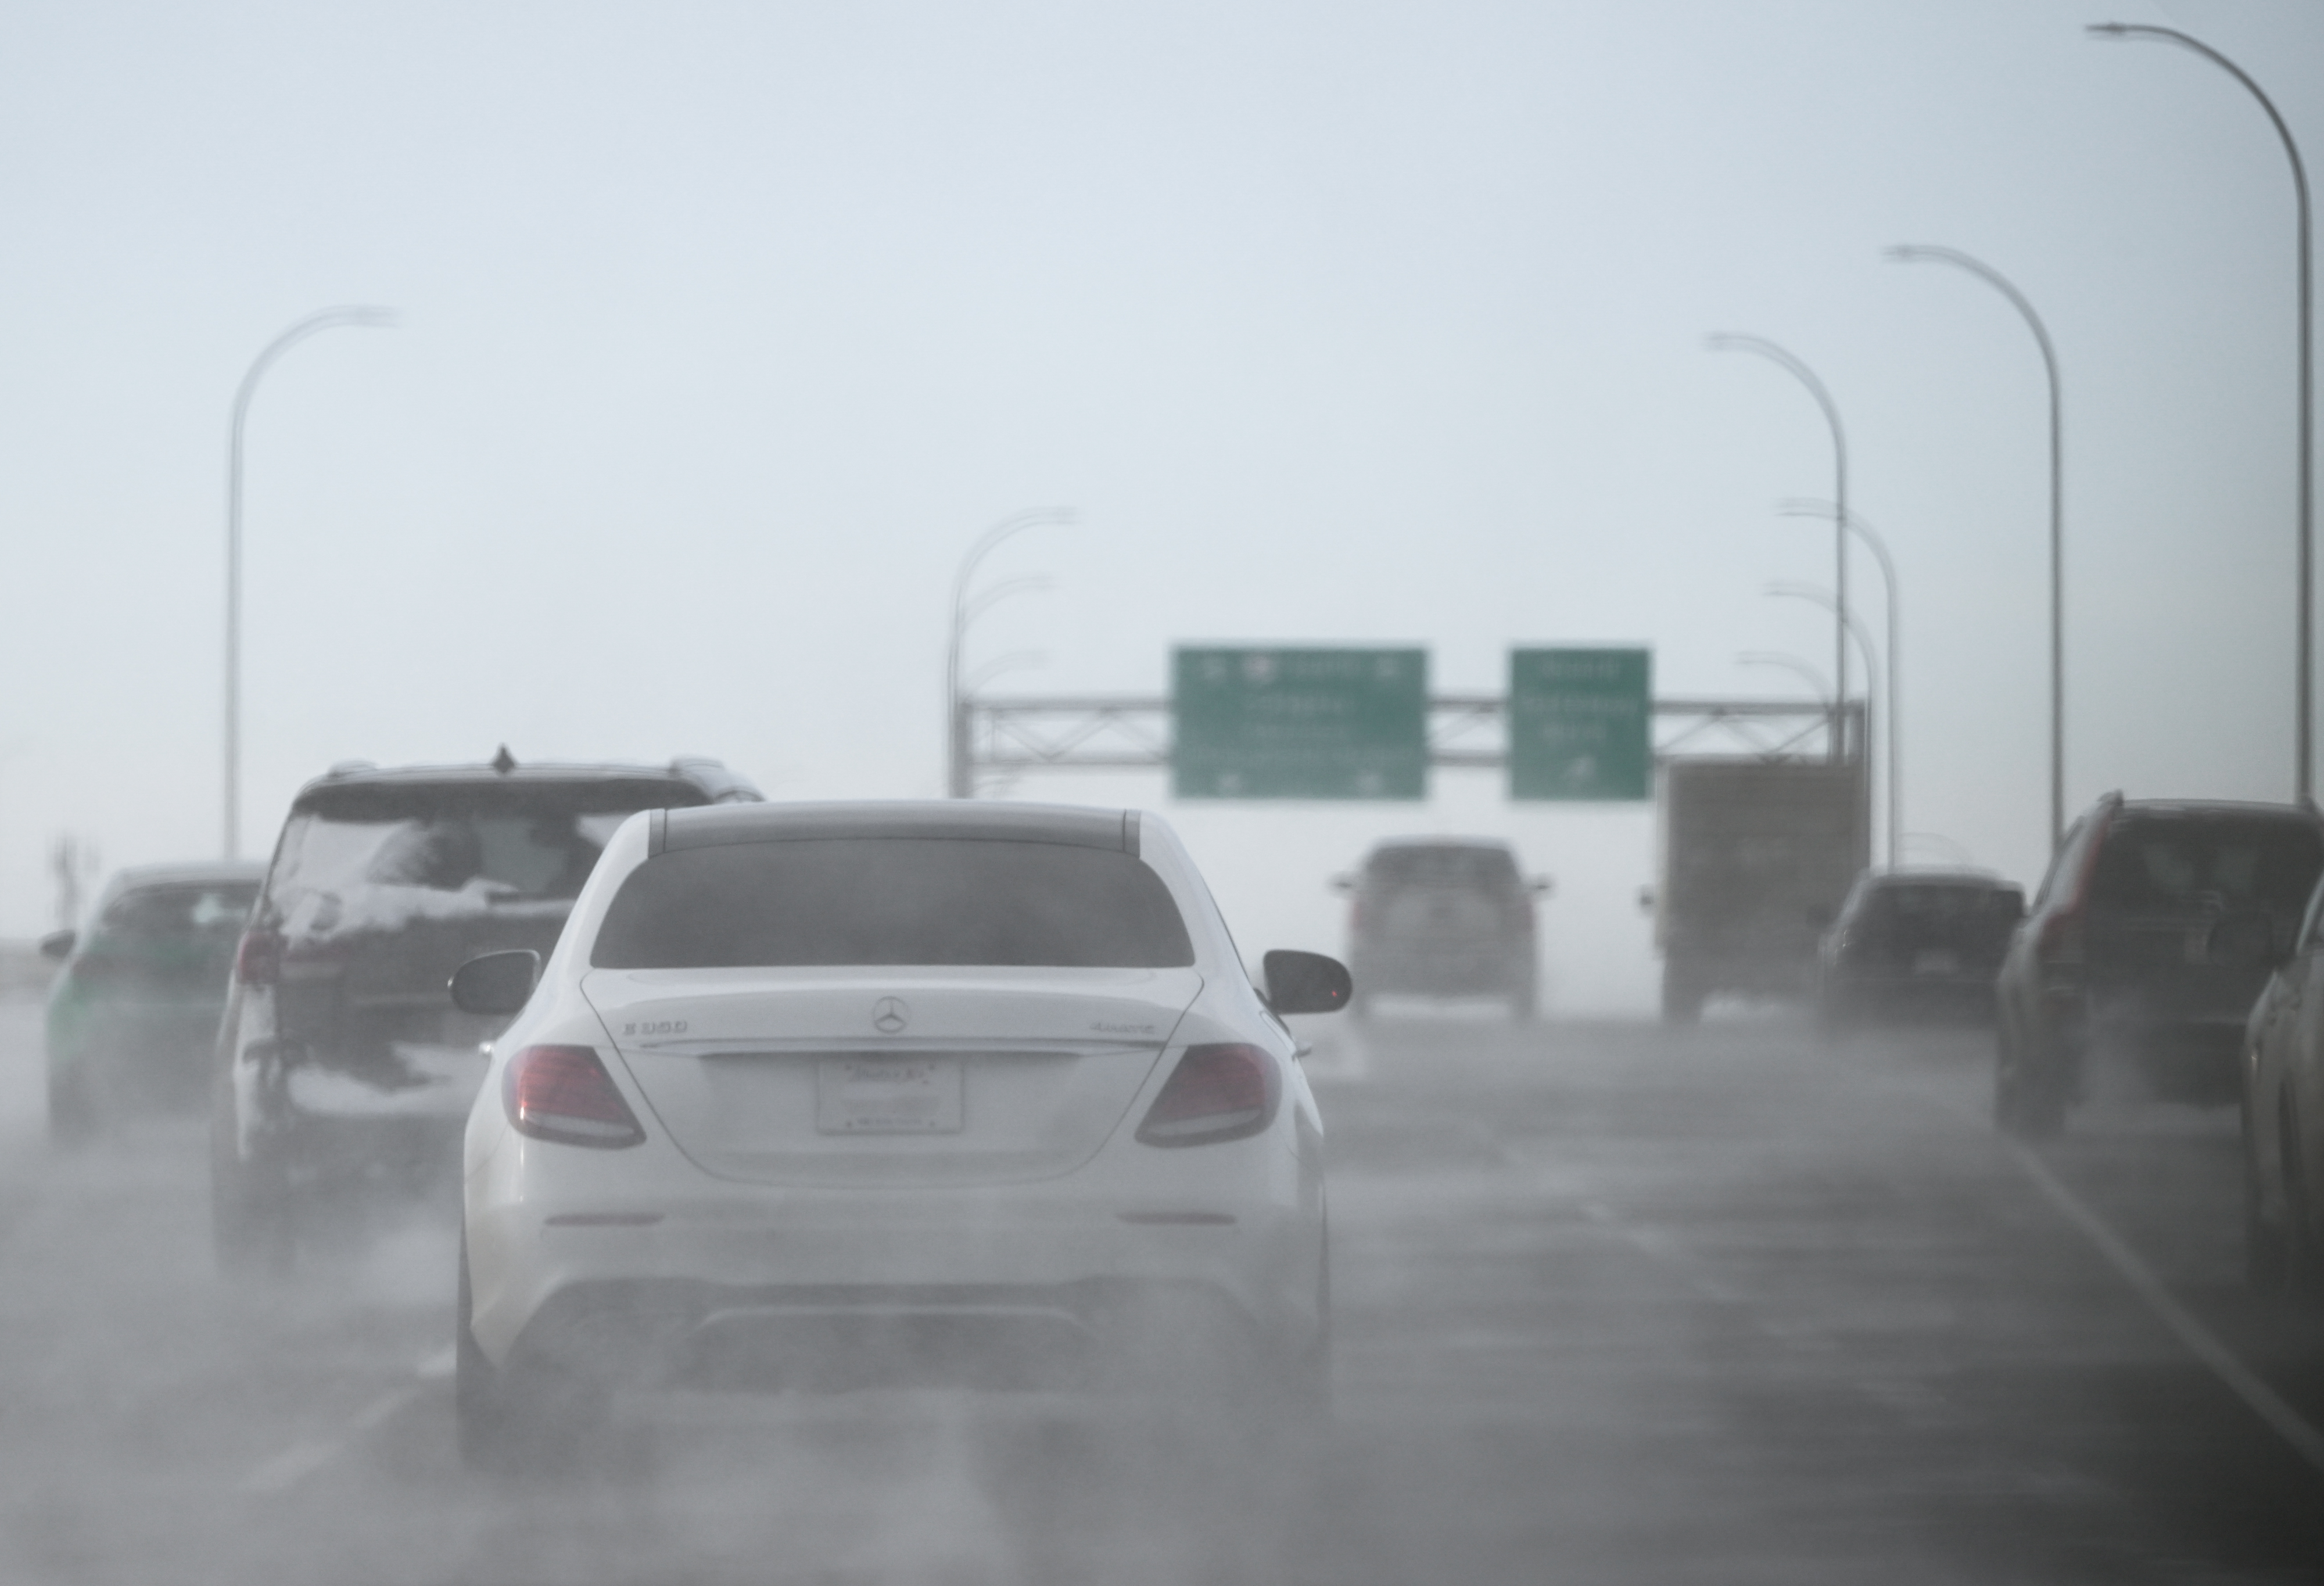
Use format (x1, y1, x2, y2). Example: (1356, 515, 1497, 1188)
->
(1995, 794, 2324, 1136)
(210, 753, 760, 1269)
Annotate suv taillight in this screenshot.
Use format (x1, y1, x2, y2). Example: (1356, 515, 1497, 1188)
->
(234, 928, 284, 986)
(1135, 1043, 1280, 1148)
(2037, 911, 2085, 964)
(503, 1046, 647, 1149)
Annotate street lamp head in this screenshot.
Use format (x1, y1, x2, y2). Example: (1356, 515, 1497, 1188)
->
(2085, 22, 2133, 41)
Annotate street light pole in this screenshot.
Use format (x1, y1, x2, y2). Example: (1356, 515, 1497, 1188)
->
(1769, 582, 1882, 867)
(946, 508, 1074, 798)
(1885, 244, 2065, 849)
(224, 305, 397, 860)
(1709, 335, 1851, 763)
(1780, 499, 1900, 869)
(2090, 22, 2313, 805)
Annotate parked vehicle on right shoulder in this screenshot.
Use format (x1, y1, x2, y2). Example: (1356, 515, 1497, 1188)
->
(1333, 838, 1548, 1020)
(1815, 869, 2022, 1032)
(1995, 794, 2324, 1138)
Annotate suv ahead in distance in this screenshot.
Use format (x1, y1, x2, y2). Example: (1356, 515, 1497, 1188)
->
(1335, 838, 1549, 1020)
(210, 754, 759, 1269)
(1995, 794, 2324, 1137)
(1816, 869, 2023, 1032)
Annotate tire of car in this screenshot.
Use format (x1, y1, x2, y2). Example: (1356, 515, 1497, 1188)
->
(1660, 963, 1705, 1025)
(2277, 1101, 2324, 1300)
(2244, 1095, 2290, 1294)
(457, 1239, 607, 1474)
(1282, 1230, 1334, 1431)
(46, 1067, 96, 1146)
(209, 1103, 293, 1277)
(1993, 1020, 2067, 1139)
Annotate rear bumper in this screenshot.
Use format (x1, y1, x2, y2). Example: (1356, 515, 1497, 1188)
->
(2090, 1011, 2247, 1102)
(1824, 971, 1998, 1023)
(1354, 947, 1530, 996)
(465, 1160, 1324, 1386)
(495, 1275, 1294, 1393)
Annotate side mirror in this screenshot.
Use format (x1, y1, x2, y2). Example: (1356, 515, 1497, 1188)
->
(449, 949, 541, 1016)
(1328, 874, 1355, 894)
(2208, 914, 2287, 971)
(1530, 877, 1555, 897)
(1263, 949, 1353, 1016)
(37, 930, 75, 962)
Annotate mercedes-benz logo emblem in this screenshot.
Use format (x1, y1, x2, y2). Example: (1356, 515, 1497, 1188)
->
(871, 996, 910, 1035)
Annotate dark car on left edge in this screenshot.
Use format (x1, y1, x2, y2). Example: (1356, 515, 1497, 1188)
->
(209, 753, 760, 1271)
(42, 862, 264, 1140)
(1815, 869, 2023, 1032)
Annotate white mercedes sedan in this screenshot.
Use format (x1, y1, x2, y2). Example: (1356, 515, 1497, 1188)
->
(450, 801, 1346, 1466)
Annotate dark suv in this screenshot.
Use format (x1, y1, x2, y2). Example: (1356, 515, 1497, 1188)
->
(210, 754, 759, 1268)
(1816, 869, 2023, 1032)
(1995, 794, 2324, 1136)
(1334, 838, 1548, 1019)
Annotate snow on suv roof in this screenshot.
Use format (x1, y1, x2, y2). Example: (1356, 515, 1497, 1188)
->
(288, 756, 761, 812)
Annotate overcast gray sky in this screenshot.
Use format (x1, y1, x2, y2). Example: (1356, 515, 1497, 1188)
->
(1, 0, 2317, 1006)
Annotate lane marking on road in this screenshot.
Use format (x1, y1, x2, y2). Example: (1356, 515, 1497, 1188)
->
(239, 1354, 442, 1497)
(2009, 1141, 2324, 1479)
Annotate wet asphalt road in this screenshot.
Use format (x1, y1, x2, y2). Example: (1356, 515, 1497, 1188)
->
(3, 995, 2323, 1584)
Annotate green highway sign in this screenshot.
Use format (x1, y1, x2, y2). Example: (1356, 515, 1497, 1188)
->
(1173, 647, 1428, 800)
(1509, 647, 1652, 801)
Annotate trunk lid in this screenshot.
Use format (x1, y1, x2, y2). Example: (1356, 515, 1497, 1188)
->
(582, 967, 1203, 1187)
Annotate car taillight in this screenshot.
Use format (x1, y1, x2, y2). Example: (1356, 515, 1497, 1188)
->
(503, 1046, 647, 1150)
(2038, 911, 2084, 964)
(234, 928, 284, 985)
(1135, 1043, 1280, 1149)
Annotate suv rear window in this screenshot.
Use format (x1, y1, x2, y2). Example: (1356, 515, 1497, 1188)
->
(96, 882, 259, 942)
(1863, 882, 2017, 923)
(268, 783, 706, 934)
(1364, 846, 1519, 889)
(590, 838, 1196, 969)
(2086, 816, 2324, 914)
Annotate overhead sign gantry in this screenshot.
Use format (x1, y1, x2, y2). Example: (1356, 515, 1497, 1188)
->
(959, 644, 1858, 799)
(1172, 647, 1428, 801)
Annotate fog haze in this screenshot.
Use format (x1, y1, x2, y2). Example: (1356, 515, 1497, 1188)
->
(1, 0, 2317, 1009)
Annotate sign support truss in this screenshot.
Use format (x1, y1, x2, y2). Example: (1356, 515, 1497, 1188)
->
(962, 694, 1862, 794)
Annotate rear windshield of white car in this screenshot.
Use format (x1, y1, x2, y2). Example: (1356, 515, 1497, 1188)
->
(590, 839, 1197, 969)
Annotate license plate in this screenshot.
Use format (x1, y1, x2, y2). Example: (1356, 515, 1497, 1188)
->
(816, 1056, 963, 1134)
(1912, 949, 1960, 977)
